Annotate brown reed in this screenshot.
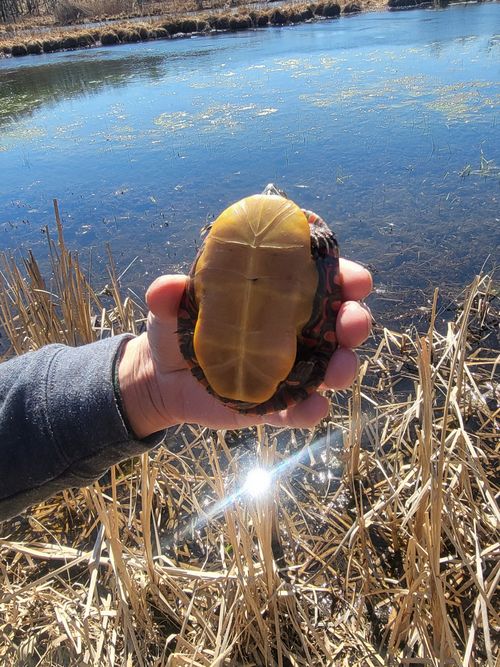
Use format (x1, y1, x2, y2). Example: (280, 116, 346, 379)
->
(0, 205, 498, 664)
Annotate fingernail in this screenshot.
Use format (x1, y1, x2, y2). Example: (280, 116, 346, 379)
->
(364, 306, 373, 337)
(351, 260, 372, 274)
(360, 302, 373, 322)
(345, 300, 372, 321)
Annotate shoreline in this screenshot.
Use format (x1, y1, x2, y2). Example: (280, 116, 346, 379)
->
(0, 0, 472, 59)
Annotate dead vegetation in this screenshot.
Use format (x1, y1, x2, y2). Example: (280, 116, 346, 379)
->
(0, 202, 498, 664)
(0, 0, 378, 56)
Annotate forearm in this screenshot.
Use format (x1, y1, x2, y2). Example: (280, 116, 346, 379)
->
(0, 335, 164, 521)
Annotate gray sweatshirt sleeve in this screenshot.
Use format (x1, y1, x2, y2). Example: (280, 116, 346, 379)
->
(0, 334, 165, 521)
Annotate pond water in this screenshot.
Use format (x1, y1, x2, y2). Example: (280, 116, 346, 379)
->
(0, 4, 499, 325)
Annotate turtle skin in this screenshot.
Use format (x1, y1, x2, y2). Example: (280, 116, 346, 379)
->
(177, 205, 341, 415)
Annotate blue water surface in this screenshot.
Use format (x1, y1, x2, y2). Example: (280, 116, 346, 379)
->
(0, 3, 499, 319)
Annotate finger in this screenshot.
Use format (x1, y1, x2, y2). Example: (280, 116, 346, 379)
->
(336, 301, 372, 348)
(324, 347, 359, 390)
(265, 392, 330, 429)
(176, 379, 329, 431)
(173, 371, 330, 431)
(339, 258, 373, 302)
(146, 274, 188, 321)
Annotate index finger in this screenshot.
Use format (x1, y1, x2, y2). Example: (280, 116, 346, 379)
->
(339, 258, 372, 302)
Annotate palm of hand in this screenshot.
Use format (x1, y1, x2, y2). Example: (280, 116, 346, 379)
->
(143, 259, 372, 431)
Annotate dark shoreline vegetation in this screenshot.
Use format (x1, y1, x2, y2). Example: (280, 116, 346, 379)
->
(0, 0, 483, 58)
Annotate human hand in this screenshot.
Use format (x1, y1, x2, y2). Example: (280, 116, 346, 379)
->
(118, 259, 372, 438)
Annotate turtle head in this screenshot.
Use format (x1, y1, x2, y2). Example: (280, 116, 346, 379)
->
(262, 183, 288, 199)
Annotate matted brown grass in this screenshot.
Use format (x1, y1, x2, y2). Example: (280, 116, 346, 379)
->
(0, 202, 498, 665)
(0, 0, 387, 56)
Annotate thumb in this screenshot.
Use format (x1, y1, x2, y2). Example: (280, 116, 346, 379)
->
(146, 274, 188, 321)
(145, 274, 189, 373)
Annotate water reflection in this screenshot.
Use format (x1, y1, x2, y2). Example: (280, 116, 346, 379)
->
(0, 4, 498, 326)
(0, 49, 227, 128)
(159, 429, 338, 553)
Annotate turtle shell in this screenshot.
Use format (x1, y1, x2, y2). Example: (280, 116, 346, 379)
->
(177, 193, 341, 414)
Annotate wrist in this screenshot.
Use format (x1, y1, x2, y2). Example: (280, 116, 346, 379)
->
(117, 334, 173, 439)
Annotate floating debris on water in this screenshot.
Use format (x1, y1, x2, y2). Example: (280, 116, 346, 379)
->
(460, 151, 500, 179)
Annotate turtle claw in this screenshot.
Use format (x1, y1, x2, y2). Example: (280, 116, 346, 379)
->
(262, 183, 288, 198)
(200, 222, 213, 237)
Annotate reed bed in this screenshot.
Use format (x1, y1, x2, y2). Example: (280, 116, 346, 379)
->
(0, 0, 377, 56)
(0, 206, 498, 665)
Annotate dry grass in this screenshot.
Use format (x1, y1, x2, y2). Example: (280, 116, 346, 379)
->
(52, 0, 139, 24)
(0, 201, 140, 353)
(0, 0, 383, 55)
(0, 203, 498, 665)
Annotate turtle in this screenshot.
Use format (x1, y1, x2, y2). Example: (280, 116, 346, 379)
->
(177, 184, 341, 415)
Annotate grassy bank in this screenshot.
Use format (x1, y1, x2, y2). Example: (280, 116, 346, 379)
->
(0, 0, 435, 58)
(0, 205, 498, 664)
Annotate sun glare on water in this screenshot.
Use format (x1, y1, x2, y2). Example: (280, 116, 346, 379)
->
(243, 467, 273, 499)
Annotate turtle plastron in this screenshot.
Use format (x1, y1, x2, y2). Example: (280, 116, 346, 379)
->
(177, 192, 341, 415)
